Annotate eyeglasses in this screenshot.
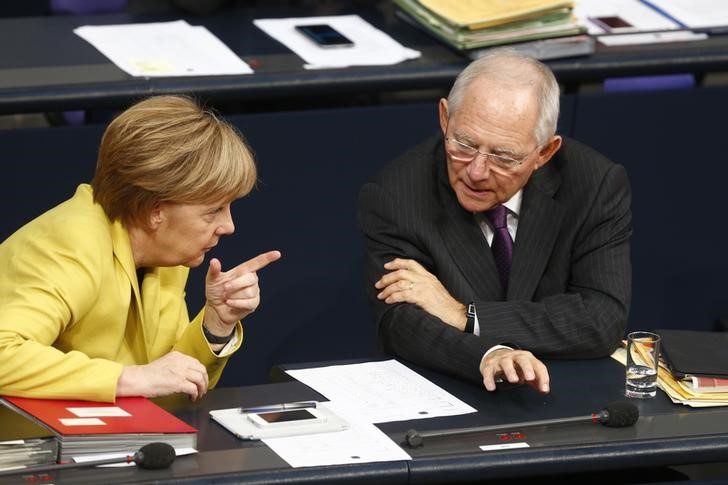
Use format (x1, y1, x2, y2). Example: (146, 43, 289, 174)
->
(445, 137, 540, 172)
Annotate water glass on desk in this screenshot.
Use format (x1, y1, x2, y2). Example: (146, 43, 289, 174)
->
(625, 331, 661, 399)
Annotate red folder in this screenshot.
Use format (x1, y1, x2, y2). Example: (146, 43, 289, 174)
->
(1, 396, 197, 462)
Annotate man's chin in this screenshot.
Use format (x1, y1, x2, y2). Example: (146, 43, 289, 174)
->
(457, 192, 497, 213)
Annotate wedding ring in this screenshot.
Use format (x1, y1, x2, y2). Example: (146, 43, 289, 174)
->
(408, 281, 415, 290)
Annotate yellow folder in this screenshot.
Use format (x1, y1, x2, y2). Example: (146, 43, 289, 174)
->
(419, 0, 574, 30)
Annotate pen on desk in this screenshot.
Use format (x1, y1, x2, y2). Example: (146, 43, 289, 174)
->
(239, 400, 318, 414)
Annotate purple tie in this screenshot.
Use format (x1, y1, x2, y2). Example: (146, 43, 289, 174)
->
(485, 205, 513, 294)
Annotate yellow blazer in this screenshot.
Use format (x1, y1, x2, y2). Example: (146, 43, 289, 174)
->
(0, 184, 241, 402)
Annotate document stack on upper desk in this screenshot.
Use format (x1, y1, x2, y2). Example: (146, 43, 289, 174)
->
(393, 0, 593, 60)
(0, 396, 197, 462)
(652, 329, 728, 407)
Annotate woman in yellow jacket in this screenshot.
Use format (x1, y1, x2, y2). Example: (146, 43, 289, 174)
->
(0, 96, 280, 402)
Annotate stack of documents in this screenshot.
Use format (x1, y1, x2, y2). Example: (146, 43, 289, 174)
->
(394, 0, 590, 60)
(613, 331, 728, 407)
(654, 329, 728, 407)
(1, 395, 197, 462)
(0, 405, 57, 472)
(654, 365, 728, 407)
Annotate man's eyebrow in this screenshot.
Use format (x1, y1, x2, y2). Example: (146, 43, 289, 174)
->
(490, 147, 520, 158)
(452, 130, 477, 145)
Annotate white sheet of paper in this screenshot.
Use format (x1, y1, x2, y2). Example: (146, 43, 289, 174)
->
(598, 30, 707, 46)
(59, 418, 105, 426)
(262, 420, 410, 468)
(642, 0, 728, 29)
(74, 20, 253, 77)
(573, 0, 679, 35)
(286, 360, 476, 423)
(67, 406, 130, 418)
(253, 15, 420, 69)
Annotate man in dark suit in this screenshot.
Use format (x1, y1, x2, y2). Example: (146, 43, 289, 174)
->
(358, 49, 631, 393)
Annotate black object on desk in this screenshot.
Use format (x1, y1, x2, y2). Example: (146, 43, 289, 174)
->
(657, 329, 728, 378)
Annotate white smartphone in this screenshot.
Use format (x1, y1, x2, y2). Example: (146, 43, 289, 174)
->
(246, 407, 327, 427)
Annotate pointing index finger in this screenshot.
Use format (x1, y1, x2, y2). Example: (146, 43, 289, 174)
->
(236, 250, 282, 274)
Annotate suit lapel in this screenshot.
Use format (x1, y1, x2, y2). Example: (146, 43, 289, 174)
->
(507, 161, 565, 300)
(435, 154, 503, 299)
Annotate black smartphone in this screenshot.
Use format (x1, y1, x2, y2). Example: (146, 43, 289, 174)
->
(295, 24, 354, 48)
(247, 408, 324, 427)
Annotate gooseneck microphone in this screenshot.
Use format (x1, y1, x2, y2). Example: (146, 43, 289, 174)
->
(0, 442, 176, 477)
(405, 401, 639, 448)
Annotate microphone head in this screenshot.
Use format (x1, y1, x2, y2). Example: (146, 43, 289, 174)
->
(133, 442, 176, 470)
(600, 401, 639, 428)
(405, 429, 423, 448)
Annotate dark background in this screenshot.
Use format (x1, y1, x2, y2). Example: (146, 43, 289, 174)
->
(3, 86, 728, 387)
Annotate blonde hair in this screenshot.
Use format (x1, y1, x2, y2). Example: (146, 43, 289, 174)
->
(91, 95, 257, 227)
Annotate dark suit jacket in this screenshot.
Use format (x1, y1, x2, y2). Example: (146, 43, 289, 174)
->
(357, 135, 632, 384)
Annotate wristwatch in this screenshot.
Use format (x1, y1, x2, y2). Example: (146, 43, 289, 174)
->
(465, 302, 476, 333)
(202, 324, 234, 345)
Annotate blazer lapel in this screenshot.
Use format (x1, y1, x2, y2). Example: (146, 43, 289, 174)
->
(110, 220, 150, 357)
(507, 162, 565, 300)
(435, 155, 503, 299)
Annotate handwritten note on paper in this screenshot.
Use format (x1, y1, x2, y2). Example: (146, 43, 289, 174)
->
(286, 360, 476, 423)
(74, 20, 253, 77)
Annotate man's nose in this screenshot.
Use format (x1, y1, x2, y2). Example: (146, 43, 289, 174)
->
(467, 153, 491, 180)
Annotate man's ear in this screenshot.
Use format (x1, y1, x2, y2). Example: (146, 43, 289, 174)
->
(438, 98, 449, 137)
(534, 135, 562, 169)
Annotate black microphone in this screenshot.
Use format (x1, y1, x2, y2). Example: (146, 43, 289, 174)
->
(405, 401, 639, 447)
(0, 442, 176, 477)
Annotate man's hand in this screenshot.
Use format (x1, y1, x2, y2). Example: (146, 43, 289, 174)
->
(204, 250, 282, 335)
(480, 348, 550, 394)
(375, 258, 467, 330)
(116, 351, 209, 401)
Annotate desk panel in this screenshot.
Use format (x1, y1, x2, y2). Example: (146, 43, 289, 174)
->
(280, 358, 728, 482)
(3, 2, 728, 114)
(2, 359, 727, 483)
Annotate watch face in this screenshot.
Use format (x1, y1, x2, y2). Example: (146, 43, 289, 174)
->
(467, 303, 476, 317)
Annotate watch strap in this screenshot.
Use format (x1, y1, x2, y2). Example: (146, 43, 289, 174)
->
(202, 324, 234, 345)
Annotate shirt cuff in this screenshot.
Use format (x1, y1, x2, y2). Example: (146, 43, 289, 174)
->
(212, 327, 240, 356)
(479, 344, 514, 369)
